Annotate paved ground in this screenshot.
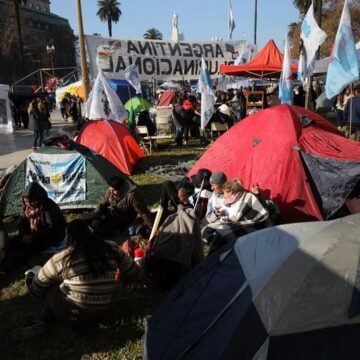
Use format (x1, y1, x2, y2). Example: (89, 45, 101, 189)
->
(0, 110, 76, 172)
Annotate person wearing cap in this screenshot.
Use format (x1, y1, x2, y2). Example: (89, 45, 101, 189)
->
(205, 171, 227, 224)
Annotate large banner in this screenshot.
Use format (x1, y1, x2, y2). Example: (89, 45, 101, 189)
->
(85, 35, 246, 81)
(26, 153, 86, 203)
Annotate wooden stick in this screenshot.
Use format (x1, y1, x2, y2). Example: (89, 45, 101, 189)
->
(149, 205, 163, 241)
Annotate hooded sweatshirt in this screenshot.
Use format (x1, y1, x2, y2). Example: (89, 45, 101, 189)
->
(19, 182, 67, 250)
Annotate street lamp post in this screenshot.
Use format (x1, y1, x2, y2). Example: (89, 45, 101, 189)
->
(46, 44, 55, 76)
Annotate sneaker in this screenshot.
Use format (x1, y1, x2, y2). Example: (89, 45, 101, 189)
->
(32, 146, 37, 151)
(12, 320, 47, 342)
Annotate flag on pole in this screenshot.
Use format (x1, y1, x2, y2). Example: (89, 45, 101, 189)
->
(279, 36, 294, 105)
(325, 0, 359, 99)
(125, 64, 142, 94)
(198, 58, 215, 129)
(87, 69, 128, 123)
(229, 0, 235, 40)
(298, 2, 327, 81)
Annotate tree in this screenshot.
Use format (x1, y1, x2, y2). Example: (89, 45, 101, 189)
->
(143, 28, 163, 40)
(288, 22, 299, 40)
(96, 0, 121, 37)
(290, 0, 360, 59)
(293, 0, 312, 16)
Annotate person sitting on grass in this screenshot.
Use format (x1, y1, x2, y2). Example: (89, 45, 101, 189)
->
(0, 182, 67, 270)
(202, 179, 271, 253)
(205, 171, 227, 224)
(86, 176, 153, 237)
(158, 168, 213, 223)
(12, 219, 145, 341)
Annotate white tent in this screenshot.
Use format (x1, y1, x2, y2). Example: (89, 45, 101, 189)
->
(314, 41, 360, 74)
(0, 84, 13, 134)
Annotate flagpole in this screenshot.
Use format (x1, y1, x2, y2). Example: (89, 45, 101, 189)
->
(76, 0, 89, 101)
(254, 0, 258, 45)
(228, 0, 230, 41)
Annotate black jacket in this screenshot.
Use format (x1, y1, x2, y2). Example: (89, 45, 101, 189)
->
(19, 182, 67, 250)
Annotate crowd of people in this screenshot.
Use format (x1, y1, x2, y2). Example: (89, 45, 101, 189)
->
(0, 164, 283, 340)
(336, 87, 360, 140)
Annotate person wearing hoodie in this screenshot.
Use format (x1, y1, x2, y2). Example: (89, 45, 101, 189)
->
(0, 182, 67, 269)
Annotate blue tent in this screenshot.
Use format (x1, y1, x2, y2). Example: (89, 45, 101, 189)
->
(108, 79, 150, 104)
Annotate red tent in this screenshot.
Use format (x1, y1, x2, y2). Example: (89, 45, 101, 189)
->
(220, 40, 298, 78)
(157, 91, 176, 107)
(189, 105, 360, 223)
(77, 120, 144, 175)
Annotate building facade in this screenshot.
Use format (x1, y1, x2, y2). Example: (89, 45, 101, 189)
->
(0, 0, 76, 84)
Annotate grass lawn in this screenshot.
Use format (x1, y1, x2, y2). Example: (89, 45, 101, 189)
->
(0, 144, 204, 360)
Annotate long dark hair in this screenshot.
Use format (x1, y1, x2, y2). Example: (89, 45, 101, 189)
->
(63, 219, 119, 277)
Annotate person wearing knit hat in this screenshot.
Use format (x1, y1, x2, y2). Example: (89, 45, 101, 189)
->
(210, 171, 227, 186)
(205, 171, 227, 224)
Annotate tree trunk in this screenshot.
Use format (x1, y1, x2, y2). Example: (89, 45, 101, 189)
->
(108, 18, 112, 37)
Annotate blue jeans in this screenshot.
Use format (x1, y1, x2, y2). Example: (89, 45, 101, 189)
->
(175, 127, 184, 145)
(33, 130, 43, 148)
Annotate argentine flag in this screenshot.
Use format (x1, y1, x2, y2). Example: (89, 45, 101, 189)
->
(325, 0, 359, 99)
(198, 58, 215, 129)
(279, 36, 294, 105)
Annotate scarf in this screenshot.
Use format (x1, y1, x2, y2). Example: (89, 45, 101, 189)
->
(24, 206, 42, 232)
(223, 192, 242, 206)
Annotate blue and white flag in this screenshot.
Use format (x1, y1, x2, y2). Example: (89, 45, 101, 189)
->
(229, 0, 235, 40)
(298, 2, 327, 81)
(87, 69, 128, 123)
(279, 36, 294, 105)
(125, 64, 142, 94)
(325, 0, 359, 99)
(26, 153, 86, 204)
(198, 57, 215, 129)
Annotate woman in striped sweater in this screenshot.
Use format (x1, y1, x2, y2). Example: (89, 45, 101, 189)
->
(14, 219, 145, 340)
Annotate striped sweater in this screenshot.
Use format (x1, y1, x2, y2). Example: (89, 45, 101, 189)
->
(32, 241, 144, 311)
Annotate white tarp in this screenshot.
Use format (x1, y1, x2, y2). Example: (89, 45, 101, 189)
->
(85, 35, 246, 81)
(0, 84, 13, 134)
(25, 152, 86, 203)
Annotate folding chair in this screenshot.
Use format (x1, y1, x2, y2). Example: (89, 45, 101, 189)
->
(210, 122, 228, 141)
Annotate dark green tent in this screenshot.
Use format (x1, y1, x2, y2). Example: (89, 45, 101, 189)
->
(0, 143, 133, 217)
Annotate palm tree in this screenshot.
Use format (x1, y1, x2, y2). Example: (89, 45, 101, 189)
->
(288, 22, 299, 39)
(97, 0, 121, 37)
(143, 28, 163, 40)
(293, 0, 312, 17)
